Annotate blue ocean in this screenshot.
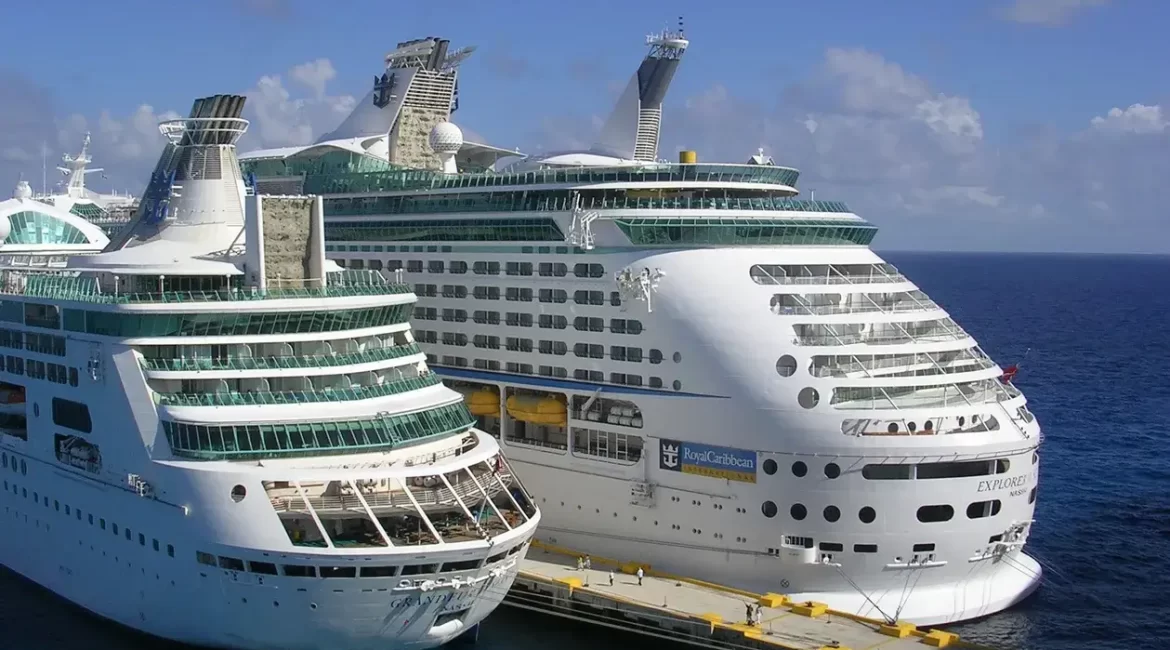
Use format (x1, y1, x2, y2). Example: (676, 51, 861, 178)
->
(2, 252, 1166, 650)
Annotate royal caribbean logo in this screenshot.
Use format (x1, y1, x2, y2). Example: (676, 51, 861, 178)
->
(658, 438, 757, 483)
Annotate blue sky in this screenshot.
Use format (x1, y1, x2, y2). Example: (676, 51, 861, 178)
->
(1, 0, 1167, 253)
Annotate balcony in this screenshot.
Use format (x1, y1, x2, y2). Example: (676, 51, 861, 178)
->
(141, 342, 423, 373)
(0, 269, 410, 305)
(155, 372, 440, 407)
(810, 349, 996, 378)
(770, 291, 939, 316)
(794, 319, 969, 347)
(750, 263, 906, 285)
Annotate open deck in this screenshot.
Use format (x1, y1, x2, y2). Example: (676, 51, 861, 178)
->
(507, 542, 994, 650)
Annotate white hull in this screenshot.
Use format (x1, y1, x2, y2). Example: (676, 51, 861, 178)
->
(0, 448, 532, 649)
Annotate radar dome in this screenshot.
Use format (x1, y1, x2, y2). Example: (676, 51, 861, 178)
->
(12, 180, 32, 200)
(429, 122, 464, 154)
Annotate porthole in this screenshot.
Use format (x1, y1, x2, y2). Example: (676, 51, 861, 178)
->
(230, 485, 247, 503)
(20, 460, 26, 475)
(823, 506, 840, 522)
(958, 416, 966, 426)
(790, 503, 807, 520)
(33, 404, 39, 417)
(908, 422, 917, 433)
(775, 355, 797, 377)
(824, 463, 840, 479)
(763, 459, 778, 475)
(798, 387, 819, 409)
(791, 461, 808, 477)
(673, 351, 682, 363)
(859, 506, 876, 524)
(672, 380, 682, 391)
(1028, 488, 1037, 504)
(761, 501, 778, 518)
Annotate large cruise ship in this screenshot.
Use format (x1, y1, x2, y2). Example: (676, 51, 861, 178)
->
(241, 30, 1043, 625)
(0, 94, 539, 649)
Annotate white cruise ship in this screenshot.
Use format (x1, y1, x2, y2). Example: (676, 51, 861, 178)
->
(0, 93, 540, 649)
(32, 132, 139, 237)
(241, 30, 1043, 626)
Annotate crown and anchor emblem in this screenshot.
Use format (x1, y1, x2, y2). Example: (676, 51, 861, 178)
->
(660, 442, 680, 469)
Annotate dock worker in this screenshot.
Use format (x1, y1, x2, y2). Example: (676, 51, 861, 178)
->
(584, 555, 592, 570)
(636, 566, 644, 586)
(608, 570, 614, 586)
(745, 603, 754, 625)
(576, 556, 584, 571)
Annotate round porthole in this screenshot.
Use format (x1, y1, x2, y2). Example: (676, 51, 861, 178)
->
(798, 387, 819, 409)
(775, 355, 797, 377)
(792, 461, 808, 477)
(790, 503, 807, 520)
(672, 351, 682, 363)
(824, 463, 840, 479)
(761, 501, 778, 518)
(230, 485, 247, 503)
(859, 506, 876, 524)
(672, 380, 682, 391)
(823, 505, 841, 522)
(763, 459, 778, 475)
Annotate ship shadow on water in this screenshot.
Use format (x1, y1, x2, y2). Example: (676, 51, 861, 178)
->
(0, 566, 190, 650)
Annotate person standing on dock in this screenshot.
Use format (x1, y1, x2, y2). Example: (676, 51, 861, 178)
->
(636, 566, 644, 585)
(576, 556, 584, 571)
(608, 570, 614, 586)
(584, 555, 592, 570)
(745, 603, 754, 625)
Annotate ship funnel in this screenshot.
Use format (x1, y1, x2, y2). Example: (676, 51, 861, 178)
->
(591, 21, 688, 162)
(105, 94, 250, 252)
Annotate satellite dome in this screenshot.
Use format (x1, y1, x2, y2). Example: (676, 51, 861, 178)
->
(429, 122, 464, 154)
(12, 180, 32, 200)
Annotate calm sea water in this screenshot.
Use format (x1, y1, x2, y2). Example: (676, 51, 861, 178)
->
(2, 252, 1167, 650)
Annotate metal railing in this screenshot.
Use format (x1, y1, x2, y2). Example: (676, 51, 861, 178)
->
(268, 472, 513, 513)
(156, 372, 440, 406)
(141, 343, 423, 372)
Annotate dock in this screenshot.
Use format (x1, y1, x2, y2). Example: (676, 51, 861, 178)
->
(505, 541, 994, 650)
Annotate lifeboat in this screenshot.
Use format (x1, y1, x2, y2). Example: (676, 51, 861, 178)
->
(0, 387, 25, 405)
(467, 390, 501, 417)
(505, 394, 567, 427)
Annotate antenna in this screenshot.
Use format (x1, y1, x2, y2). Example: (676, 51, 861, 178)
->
(41, 142, 46, 196)
(678, 15, 684, 35)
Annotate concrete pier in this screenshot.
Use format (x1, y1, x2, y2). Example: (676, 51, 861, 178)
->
(505, 541, 993, 650)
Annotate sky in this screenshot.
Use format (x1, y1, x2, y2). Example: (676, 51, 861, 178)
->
(0, 0, 1167, 254)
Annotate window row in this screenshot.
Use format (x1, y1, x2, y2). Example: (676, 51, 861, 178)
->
(0, 328, 67, 357)
(427, 353, 677, 390)
(759, 499, 1011, 523)
(195, 542, 526, 578)
(417, 330, 659, 362)
(2, 355, 79, 386)
(340, 258, 606, 280)
(2, 474, 175, 558)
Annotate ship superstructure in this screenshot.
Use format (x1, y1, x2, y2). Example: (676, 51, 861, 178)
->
(243, 29, 1043, 626)
(0, 94, 539, 650)
(33, 133, 139, 237)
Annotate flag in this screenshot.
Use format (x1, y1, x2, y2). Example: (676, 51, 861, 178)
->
(1001, 364, 1019, 383)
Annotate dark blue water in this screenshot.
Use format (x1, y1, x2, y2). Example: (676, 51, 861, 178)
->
(2, 252, 1166, 649)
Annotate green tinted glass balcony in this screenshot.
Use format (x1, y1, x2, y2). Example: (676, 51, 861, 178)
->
(63, 303, 412, 337)
(325, 218, 564, 243)
(163, 401, 475, 461)
(156, 372, 441, 406)
(322, 193, 851, 217)
(0, 270, 410, 305)
(614, 218, 878, 246)
(299, 163, 802, 195)
(141, 342, 423, 372)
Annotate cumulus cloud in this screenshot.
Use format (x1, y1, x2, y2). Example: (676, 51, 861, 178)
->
(241, 59, 356, 150)
(995, 0, 1110, 26)
(520, 46, 1164, 254)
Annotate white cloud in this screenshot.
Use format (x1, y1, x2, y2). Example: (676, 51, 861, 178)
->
(290, 58, 337, 98)
(242, 60, 356, 150)
(996, 0, 1110, 26)
(1090, 104, 1167, 134)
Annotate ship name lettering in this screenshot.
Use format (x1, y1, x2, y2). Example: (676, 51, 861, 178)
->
(977, 476, 1028, 492)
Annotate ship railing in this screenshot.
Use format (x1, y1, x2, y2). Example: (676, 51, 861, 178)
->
(810, 354, 996, 378)
(750, 263, 907, 286)
(323, 193, 851, 217)
(140, 342, 423, 372)
(155, 372, 439, 407)
(793, 329, 968, 346)
(0, 269, 412, 303)
(830, 380, 1006, 410)
(771, 295, 940, 316)
(269, 471, 513, 514)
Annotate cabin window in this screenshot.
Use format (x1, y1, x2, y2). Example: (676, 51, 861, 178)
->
(51, 398, 92, 433)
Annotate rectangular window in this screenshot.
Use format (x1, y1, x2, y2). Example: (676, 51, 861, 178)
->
(196, 551, 217, 566)
(320, 566, 358, 578)
(282, 564, 316, 577)
(249, 561, 279, 575)
(360, 566, 399, 577)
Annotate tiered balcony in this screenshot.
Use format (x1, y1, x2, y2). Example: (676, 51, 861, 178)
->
(750, 263, 906, 285)
(793, 318, 969, 347)
(770, 290, 939, 316)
